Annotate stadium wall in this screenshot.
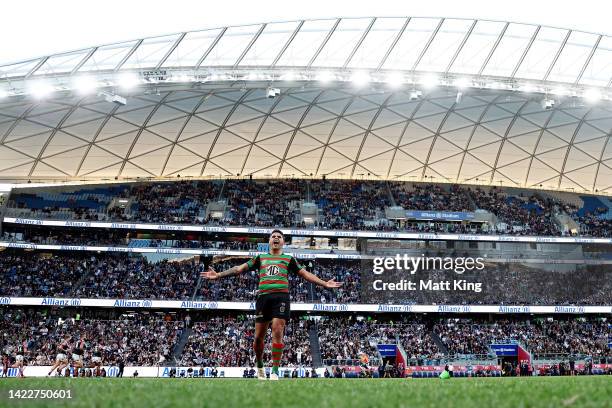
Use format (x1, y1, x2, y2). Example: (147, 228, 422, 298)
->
(1, 297, 609, 314)
(4, 217, 612, 244)
(0, 366, 325, 378)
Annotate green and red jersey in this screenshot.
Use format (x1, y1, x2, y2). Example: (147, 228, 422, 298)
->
(246, 253, 304, 296)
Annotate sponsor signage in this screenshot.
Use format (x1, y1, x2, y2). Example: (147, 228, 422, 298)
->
(0, 241, 363, 260)
(490, 344, 519, 356)
(377, 344, 398, 357)
(0, 297, 609, 313)
(0, 366, 324, 378)
(5, 217, 612, 244)
(405, 211, 475, 221)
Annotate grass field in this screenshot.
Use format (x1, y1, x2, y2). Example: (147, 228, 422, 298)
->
(0, 376, 610, 408)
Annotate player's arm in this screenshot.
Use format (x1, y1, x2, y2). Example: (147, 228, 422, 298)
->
(297, 268, 342, 289)
(200, 262, 249, 280)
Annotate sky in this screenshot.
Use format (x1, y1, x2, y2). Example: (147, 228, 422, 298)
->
(1, 0, 611, 65)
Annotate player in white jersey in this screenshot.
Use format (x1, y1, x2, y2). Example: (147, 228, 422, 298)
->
(48, 336, 70, 376)
(11, 345, 26, 378)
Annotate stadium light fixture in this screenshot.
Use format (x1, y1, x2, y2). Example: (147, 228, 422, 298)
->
(350, 71, 370, 87)
(455, 91, 463, 104)
(72, 76, 98, 94)
(316, 71, 334, 83)
(171, 74, 190, 82)
(246, 72, 261, 81)
(409, 90, 423, 100)
(266, 87, 280, 98)
(281, 71, 297, 81)
(98, 90, 127, 106)
(420, 74, 439, 88)
(28, 81, 54, 99)
(541, 97, 555, 110)
(551, 86, 568, 96)
(117, 73, 140, 90)
(519, 83, 535, 93)
(385, 72, 404, 88)
(583, 88, 601, 103)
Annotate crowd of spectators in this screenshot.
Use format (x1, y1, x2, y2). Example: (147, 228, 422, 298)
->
(75, 257, 201, 300)
(311, 180, 392, 230)
(5, 179, 611, 237)
(113, 181, 222, 224)
(0, 253, 91, 297)
(0, 252, 202, 300)
(317, 316, 444, 364)
(563, 204, 612, 238)
(2, 310, 609, 369)
(391, 183, 472, 212)
(0, 309, 183, 366)
(309, 260, 361, 304)
(223, 180, 304, 227)
(434, 318, 610, 359)
(317, 316, 380, 363)
(574, 214, 612, 238)
(1, 251, 610, 306)
(180, 315, 311, 367)
(467, 187, 560, 236)
(362, 256, 612, 306)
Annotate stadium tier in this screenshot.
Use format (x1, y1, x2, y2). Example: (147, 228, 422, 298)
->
(1, 250, 610, 305)
(2, 180, 611, 236)
(1, 308, 609, 376)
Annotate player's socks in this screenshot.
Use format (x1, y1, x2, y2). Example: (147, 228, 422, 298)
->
(271, 342, 283, 375)
(257, 367, 266, 380)
(253, 340, 264, 369)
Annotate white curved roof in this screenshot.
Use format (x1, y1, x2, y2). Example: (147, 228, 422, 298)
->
(0, 17, 611, 193)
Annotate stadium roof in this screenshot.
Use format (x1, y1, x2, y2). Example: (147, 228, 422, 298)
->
(0, 17, 611, 193)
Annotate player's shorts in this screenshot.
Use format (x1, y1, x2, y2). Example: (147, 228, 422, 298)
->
(92, 356, 102, 363)
(255, 292, 290, 322)
(16, 355, 23, 362)
(56, 353, 67, 363)
(72, 354, 82, 362)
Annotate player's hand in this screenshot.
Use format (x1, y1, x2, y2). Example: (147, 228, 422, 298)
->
(200, 266, 219, 280)
(324, 279, 342, 289)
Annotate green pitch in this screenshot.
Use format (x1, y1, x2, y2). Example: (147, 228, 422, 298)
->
(0, 376, 610, 408)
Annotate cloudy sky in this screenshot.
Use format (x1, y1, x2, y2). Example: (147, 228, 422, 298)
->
(1, 0, 610, 64)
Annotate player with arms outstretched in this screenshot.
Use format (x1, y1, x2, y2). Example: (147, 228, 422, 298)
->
(201, 229, 341, 380)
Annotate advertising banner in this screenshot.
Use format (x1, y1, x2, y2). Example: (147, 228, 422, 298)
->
(405, 211, 475, 221)
(5, 217, 612, 244)
(0, 297, 610, 313)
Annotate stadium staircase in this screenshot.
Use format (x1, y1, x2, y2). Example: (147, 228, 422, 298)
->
(0, 189, 8, 235)
(191, 276, 203, 300)
(465, 191, 478, 211)
(429, 331, 449, 355)
(171, 326, 193, 365)
(67, 268, 94, 297)
(308, 323, 323, 368)
(385, 181, 397, 207)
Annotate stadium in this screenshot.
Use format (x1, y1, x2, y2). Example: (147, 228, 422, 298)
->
(0, 15, 611, 408)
